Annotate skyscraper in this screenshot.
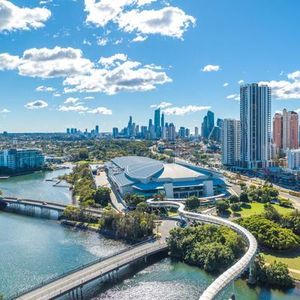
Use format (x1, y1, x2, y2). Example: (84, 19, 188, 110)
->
(240, 83, 271, 169)
(168, 123, 176, 141)
(154, 108, 161, 138)
(273, 113, 282, 151)
(201, 111, 214, 139)
(222, 119, 240, 166)
(272, 109, 299, 154)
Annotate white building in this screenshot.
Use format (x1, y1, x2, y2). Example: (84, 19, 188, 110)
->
(222, 119, 240, 166)
(240, 83, 272, 169)
(106, 156, 225, 199)
(287, 149, 300, 171)
(0, 148, 45, 172)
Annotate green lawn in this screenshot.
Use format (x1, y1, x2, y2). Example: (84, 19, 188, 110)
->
(232, 202, 294, 218)
(263, 251, 300, 280)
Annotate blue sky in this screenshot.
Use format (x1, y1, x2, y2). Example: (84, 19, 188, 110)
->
(1, 0, 300, 132)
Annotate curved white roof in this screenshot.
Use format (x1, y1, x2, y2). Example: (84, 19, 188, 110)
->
(111, 156, 208, 183)
(111, 156, 164, 181)
(157, 163, 208, 182)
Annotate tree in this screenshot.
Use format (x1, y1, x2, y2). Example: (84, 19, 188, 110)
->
(254, 254, 294, 288)
(78, 148, 89, 160)
(185, 196, 200, 210)
(168, 224, 245, 274)
(94, 187, 111, 207)
(237, 215, 300, 250)
(228, 195, 239, 204)
(230, 203, 240, 212)
(239, 192, 249, 203)
(263, 203, 281, 222)
(216, 200, 230, 215)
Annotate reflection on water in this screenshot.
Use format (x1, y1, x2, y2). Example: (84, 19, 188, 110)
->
(0, 212, 127, 298)
(0, 169, 72, 204)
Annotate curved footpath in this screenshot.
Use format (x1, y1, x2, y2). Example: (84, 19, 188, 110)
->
(147, 199, 258, 300)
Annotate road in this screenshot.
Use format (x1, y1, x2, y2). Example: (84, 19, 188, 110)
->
(17, 220, 175, 300)
(94, 171, 126, 212)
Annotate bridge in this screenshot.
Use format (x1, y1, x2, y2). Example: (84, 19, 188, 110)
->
(147, 199, 258, 300)
(0, 197, 103, 218)
(14, 197, 257, 300)
(14, 220, 174, 300)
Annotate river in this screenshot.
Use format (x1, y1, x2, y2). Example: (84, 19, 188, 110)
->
(1, 170, 300, 299)
(0, 169, 72, 204)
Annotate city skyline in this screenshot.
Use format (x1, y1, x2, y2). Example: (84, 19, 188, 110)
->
(2, 1, 300, 132)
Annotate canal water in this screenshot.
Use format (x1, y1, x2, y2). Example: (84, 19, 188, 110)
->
(0, 169, 72, 204)
(1, 170, 300, 299)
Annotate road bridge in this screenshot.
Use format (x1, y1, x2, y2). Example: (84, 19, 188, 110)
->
(14, 220, 174, 300)
(0, 197, 103, 218)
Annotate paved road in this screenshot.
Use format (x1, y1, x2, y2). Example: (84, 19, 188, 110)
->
(94, 171, 126, 212)
(17, 220, 176, 300)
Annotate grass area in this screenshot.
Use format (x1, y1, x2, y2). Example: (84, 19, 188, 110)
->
(263, 250, 300, 280)
(232, 202, 294, 218)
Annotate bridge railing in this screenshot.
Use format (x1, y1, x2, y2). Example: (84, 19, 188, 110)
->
(9, 237, 157, 300)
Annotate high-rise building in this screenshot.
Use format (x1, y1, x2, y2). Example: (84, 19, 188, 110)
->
(222, 119, 240, 166)
(112, 127, 119, 138)
(168, 123, 176, 141)
(179, 127, 186, 139)
(95, 125, 99, 135)
(273, 113, 282, 151)
(0, 148, 45, 172)
(194, 126, 199, 137)
(240, 83, 271, 169)
(201, 111, 214, 139)
(154, 108, 161, 138)
(287, 149, 300, 170)
(272, 109, 299, 153)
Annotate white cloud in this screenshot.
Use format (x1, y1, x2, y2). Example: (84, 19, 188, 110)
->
(84, 1, 195, 39)
(97, 37, 108, 46)
(0, 47, 94, 78)
(84, 96, 95, 100)
(36, 85, 55, 92)
(0, 53, 20, 70)
(63, 55, 171, 95)
(0, 0, 51, 33)
(132, 35, 148, 42)
(99, 53, 127, 68)
(87, 107, 112, 115)
(0, 108, 10, 113)
(64, 97, 80, 104)
(163, 105, 211, 116)
(259, 70, 300, 100)
(201, 65, 220, 72)
(58, 105, 88, 112)
(25, 100, 48, 110)
(84, 0, 131, 27)
(136, 0, 157, 6)
(83, 39, 92, 46)
(226, 94, 240, 101)
(150, 101, 172, 109)
(39, 0, 52, 5)
(53, 92, 61, 97)
(238, 79, 244, 85)
(0, 48, 171, 95)
(223, 82, 229, 87)
(118, 7, 195, 39)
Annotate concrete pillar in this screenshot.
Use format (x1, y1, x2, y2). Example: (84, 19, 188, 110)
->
(247, 260, 256, 284)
